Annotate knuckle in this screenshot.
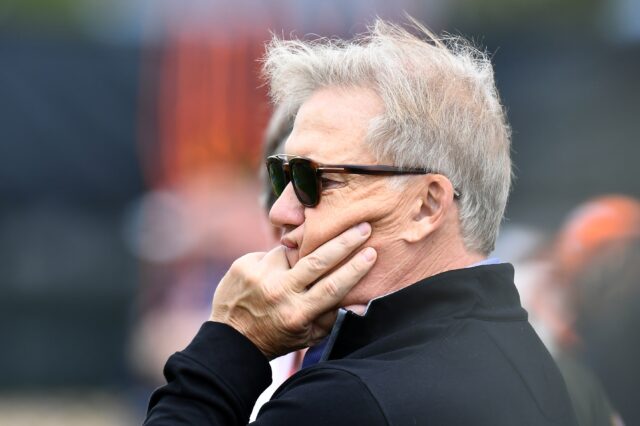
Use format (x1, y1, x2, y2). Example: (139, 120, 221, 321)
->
(282, 310, 303, 331)
(348, 258, 364, 275)
(243, 268, 263, 288)
(262, 285, 281, 305)
(229, 258, 244, 275)
(305, 255, 327, 273)
(322, 276, 341, 299)
(229, 253, 258, 275)
(337, 234, 353, 249)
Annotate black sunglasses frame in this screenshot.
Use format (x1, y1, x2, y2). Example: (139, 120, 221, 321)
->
(266, 154, 461, 208)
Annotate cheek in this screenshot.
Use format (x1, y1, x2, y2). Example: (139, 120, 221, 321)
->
(298, 189, 399, 258)
(298, 209, 368, 258)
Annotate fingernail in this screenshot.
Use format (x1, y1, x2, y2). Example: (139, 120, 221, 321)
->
(357, 222, 371, 236)
(362, 247, 376, 262)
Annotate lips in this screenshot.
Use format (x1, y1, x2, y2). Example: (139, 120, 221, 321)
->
(280, 232, 301, 268)
(280, 224, 304, 250)
(280, 236, 298, 249)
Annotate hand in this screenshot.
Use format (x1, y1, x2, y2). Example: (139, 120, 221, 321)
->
(210, 222, 377, 359)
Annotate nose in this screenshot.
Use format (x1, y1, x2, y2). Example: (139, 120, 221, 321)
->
(269, 182, 305, 228)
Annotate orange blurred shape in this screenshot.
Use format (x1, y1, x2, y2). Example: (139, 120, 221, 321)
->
(138, 27, 270, 189)
(159, 34, 268, 185)
(555, 194, 640, 281)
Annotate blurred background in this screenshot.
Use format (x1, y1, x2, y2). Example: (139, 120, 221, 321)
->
(1, 0, 639, 424)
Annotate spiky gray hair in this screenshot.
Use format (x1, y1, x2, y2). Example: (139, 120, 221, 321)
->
(262, 19, 512, 254)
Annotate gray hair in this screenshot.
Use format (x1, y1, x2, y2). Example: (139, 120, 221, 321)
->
(263, 18, 512, 254)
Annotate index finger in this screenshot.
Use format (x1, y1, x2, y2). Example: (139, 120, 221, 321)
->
(287, 222, 372, 290)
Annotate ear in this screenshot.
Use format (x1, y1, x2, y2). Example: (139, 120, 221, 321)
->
(400, 175, 455, 244)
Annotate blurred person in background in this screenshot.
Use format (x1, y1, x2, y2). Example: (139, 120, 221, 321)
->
(528, 195, 640, 426)
(573, 237, 640, 426)
(144, 19, 578, 425)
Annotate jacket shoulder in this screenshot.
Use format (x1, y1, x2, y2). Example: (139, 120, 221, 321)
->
(254, 365, 389, 425)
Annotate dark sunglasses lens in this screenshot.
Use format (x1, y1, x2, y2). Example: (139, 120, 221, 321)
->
(267, 159, 287, 196)
(291, 160, 319, 206)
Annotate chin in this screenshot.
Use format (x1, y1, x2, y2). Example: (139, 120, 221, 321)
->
(285, 247, 300, 268)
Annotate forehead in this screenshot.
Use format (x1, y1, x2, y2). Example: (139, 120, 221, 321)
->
(285, 86, 383, 164)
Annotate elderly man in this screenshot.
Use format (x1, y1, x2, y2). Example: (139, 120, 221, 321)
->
(145, 20, 578, 425)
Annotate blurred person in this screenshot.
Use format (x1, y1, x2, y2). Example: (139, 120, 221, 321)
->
(512, 252, 619, 426)
(144, 19, 578, 425)
(528, 195, 640, 426)
(532, 194, 640, 352)
(573, 238, 640, 426)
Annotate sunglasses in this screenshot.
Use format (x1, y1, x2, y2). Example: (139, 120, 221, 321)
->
(266, 154, 461, 208)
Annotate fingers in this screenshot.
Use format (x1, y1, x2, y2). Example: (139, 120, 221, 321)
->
(303, 246, 377, 315)
(210, 224, 375, 359)
(224, 252, 267, 284)
(231, 251, 267, 269)
(288, 222, 372, 289)
(260, 244, 292, 270)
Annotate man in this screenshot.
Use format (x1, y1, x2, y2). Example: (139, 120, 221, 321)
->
(145, 19, 578, 425)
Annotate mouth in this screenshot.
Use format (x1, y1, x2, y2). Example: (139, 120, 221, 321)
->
(280, 235, 299, 250)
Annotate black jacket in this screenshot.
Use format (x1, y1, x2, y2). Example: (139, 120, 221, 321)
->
(145, 263, 579, 425)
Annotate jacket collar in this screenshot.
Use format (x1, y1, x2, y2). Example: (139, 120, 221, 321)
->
(324, 263, 526, 360)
